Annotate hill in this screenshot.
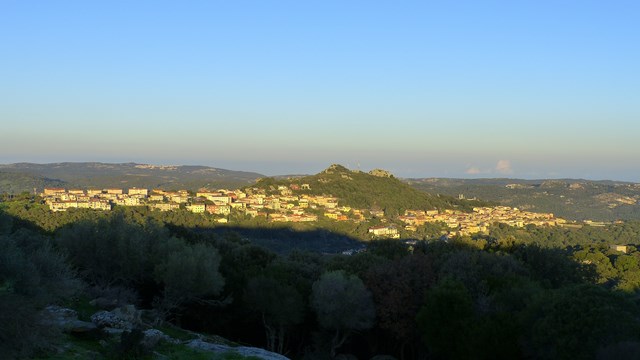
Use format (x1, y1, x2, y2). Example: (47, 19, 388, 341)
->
(0, 171, 67, 194)
(0, 162, 264, 193)
(406, 178, 640, 221)
(253, 164, 490, 214)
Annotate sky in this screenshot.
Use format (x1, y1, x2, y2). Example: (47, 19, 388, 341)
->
(1, 1, 639, 180)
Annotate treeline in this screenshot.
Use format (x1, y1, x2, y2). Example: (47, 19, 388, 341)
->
(0, 199, 363, 254)
(481, 222, 640, 292)
(2, 203, 640, 359)
(477, 221, 640, 248)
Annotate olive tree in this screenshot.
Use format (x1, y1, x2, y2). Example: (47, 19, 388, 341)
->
(311, 270, 375, 358)
(245, 276, 304, 354)
(153, 242, 225, 319)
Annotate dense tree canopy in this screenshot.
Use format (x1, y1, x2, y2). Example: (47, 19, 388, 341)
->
(2, 199, 640, 359)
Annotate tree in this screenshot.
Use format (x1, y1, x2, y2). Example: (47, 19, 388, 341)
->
(311, 270, 375, 358)
(218, 243, 276, 298)
(0, 232, 80, 358)
(364, 253, 434, 359)
(416, 278, 475, 360)
(573, 249, 616, 285)
(56, 215, 167, 288)
(523, 284, 640, 360)
(244, 276, 304, 354)
(367, 239, 409, 260)
(153, 242, 225, 318)
(437, 249, 526, 303)
(511, 244, 594, 288)
(325, 251, 389, 279)
(0, 210, 12, 235)
(614, 255, 640, 291)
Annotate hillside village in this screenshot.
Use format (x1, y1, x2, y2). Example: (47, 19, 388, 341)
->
(41, 183, 577, 239)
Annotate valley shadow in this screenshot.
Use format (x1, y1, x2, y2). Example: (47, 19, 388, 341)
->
(174, 224, 366, 255)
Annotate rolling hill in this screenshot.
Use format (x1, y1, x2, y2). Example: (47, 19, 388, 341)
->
(6, 161, 637, 222)
(0, 162, 264, 193)
(406, 178, 640, 221)
(0, 171, 66, 195)
(253, 164, 490, 214)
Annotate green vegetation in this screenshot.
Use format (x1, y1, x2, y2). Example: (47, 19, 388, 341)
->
(0, 171, 65, 195)
(408, 177, 640, 221)
(244, 276, 304, 354)
(3, 175, 640, 359)
(0, 200, 363, 253)
(0, 162, 263, 194)
(0, 212, 81, 358)
(311, 270, 375, 358)
(254, 164, 492, 214)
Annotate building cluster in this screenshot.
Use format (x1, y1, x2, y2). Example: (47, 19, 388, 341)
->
(42, 186, 566, 239)
(43, 187, 116, 211)
(398, 206, 564, 236)
(368, 225, 401, 239)
(41, 184, 354, 223)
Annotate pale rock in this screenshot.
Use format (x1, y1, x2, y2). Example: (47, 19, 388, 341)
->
(142, 329, 178, 348)
(91, 310, 133, 330)
(41, 305, 98, 335)
(90, 304, 143, 330)
(187, 339, 290, 360)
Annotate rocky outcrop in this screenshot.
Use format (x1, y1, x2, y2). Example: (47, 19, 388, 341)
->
(141, 329, 178, 348)
(41, 305, 78, 326)
(43, 305, 281, 359)
(42, 305, 96, 332)
(368, 169, 393, 178)
(90, 305, 143, 330)
(322, 164, 350, 174)
(370, 355, 398, 360)
(91, 310, 133, 330)
(40, 305, 98, 336)
(187, 339, 290, 360)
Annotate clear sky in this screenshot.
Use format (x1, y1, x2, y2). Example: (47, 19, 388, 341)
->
(1, 1, 639, 180)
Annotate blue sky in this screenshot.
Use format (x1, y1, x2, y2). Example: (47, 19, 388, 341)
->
(1, 1, 639, 180)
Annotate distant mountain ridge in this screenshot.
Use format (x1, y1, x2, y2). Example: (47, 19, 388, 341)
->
(5, 162, 640, 221)
(0, 162, 264, 193)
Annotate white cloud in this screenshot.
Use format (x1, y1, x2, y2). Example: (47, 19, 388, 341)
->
(465, 166, 482, 175)
(496, 160, 513, 175)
